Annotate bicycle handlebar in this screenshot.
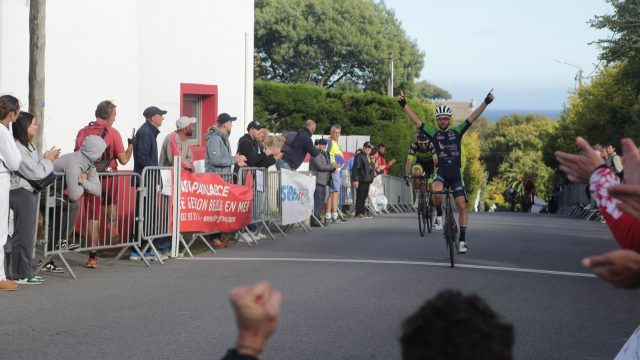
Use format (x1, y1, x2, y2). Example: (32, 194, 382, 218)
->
(405, 175, 430, 186)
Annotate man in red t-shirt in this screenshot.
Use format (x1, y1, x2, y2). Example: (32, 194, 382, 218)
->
(74, 100, 134, 268)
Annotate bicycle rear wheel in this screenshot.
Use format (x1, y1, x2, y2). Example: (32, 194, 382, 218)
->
(417, 192, 426, 236)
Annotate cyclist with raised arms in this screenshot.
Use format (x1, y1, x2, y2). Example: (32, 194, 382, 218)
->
(398, 89, 494, 253)
(405, 132, 437, 216)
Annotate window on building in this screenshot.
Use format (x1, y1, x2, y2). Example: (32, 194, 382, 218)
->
(182, 95, 202, 142)
(180, 83, 218, 146)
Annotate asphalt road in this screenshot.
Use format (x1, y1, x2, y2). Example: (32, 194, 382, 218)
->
(1, 211, 637, 360)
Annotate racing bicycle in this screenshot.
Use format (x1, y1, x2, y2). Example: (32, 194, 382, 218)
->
(432, 188, 458, 267)
(406, 175, 433, 236)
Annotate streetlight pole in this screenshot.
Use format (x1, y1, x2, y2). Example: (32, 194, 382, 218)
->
(554, 59, 584, 91)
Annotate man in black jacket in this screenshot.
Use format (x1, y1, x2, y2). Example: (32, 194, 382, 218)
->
(235, 121, 279, 173)
(278, 119, 320, 171)
(351, 142, 375, 217)
(234, 121, 279, 240)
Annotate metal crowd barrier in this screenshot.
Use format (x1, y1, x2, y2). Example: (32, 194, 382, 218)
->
(380, 175, 406, 213)
(238, 167, 283, 240)
(266, 171, 286, 236)
(557, 184, 602, 221)
(42, 171, 143, 278)
(122, 166, 177, 265)
(399, 177, 414, 211)
(338, 168, 354, 217)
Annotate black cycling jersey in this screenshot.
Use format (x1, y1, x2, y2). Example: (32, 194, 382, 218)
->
(419, 120, 471, 168)
(408, 141, 436, 172)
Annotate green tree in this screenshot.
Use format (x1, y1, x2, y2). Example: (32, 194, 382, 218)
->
(413, 80, 452, 100)
(461, 131, 487, 208)
(498, 149, 554, 200)
(484, 176, 507, 208)
(483, 114, 557, 179)
(254, 0, 424, 92)
(467, 117, 495, 142)
(254, 80, 433, 175)
(590, 0, 640, 65)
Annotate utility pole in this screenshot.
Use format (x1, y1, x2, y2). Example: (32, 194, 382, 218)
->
(554, 59, 583, 92)
(29, 0, 46, 154)
(576, 68, 584, 90)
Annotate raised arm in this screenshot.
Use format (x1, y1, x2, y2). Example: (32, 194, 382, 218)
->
(467, 89, 495, 124)
(397, 90, 423, 128)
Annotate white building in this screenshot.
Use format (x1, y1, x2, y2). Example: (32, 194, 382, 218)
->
(0, 0, 254, 166)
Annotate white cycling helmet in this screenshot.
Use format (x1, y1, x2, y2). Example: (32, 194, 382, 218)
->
(434, 105, 452, 118)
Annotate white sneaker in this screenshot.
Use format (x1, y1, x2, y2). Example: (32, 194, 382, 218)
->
(237, 232, 255, 244)
(459, 241, 468, 254)
(434, 216, 443, 231)
(255, 233, 267, 240)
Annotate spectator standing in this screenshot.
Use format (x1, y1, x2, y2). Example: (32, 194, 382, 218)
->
(606, 143, 624, 182)
(309, 139, 340, 227)
(277, 119, 320, 171)
(0, 95, 22, 291)
(326, 125, 345, 224)
(130, 106, 170, 261)
(235, 120, 278, 173)
(235, 120, 278, 241)
(159, 116, 196, 170)
(351, 142, 375, 218)
(74, 100, 133, 268)
(205, 113, 246, 173)
(375, 143, 396, 175)
(9, 112, 60, 284)
(133, 106, 165, 174)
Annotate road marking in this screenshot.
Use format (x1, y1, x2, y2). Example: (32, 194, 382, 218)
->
(180, 257, 596, 278)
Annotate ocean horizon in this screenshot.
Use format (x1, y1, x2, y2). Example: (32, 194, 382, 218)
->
(481, 109, 562, 122)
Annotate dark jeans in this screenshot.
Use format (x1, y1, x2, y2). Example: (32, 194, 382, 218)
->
(313, 184, 327, 222)
(355, 182, 371, 216)
(9, 188, 38, 279)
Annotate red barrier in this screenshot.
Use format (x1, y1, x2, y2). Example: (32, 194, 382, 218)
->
(179, 170, 253, 233)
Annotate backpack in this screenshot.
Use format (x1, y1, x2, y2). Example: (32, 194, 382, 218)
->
(75, 122, 114, 172)
(281, 130, 299, 154)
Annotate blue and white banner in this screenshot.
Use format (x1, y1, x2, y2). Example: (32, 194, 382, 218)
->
(280, 169, 316, 225)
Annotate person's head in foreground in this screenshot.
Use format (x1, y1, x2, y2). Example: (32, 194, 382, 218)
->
(400, 290, 514, 360)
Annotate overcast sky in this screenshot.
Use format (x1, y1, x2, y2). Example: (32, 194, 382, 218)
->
(383, 0, 613, 110)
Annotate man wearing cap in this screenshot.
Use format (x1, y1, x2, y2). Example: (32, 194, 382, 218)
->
(234, 120, 279, 173)
(205, 113, 246, 173)
(134, 106, 166, 175)
(159, 116, 197, 170)
(309, 138, 340, 226)
(131, 105, 170, 261)
(351, 142, 376, 218)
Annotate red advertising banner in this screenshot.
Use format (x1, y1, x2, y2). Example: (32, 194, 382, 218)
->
(179, 170, 253, 233)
